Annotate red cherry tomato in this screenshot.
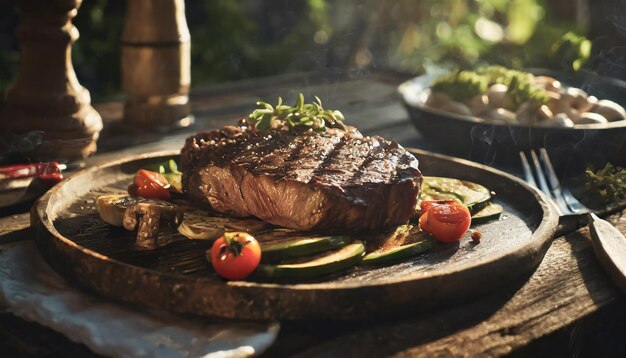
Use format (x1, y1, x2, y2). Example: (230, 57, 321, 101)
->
(419, 200, 471, 243)
(128, 169, 171, 200)
(209, 232, 261, 280)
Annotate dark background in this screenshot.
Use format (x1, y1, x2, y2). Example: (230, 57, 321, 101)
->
(1, 0, 625, 101)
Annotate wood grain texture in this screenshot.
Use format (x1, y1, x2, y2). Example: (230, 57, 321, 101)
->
(33, 149, 558, 320)
(588, 213, 626, 294)
(279, 210, 626, 357)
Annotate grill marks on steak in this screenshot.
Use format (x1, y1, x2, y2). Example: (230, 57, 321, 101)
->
(181, 125, 422, 232)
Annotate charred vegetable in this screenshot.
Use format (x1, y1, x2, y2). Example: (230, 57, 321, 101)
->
(362, 225, 432, 265)
(421, 176, 492, 212)
(471, 202, 504, 224)
(96, 194, 145, 227)
(122, 200, 183, 250)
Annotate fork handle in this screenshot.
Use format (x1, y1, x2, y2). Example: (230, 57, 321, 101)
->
(588, 213, 626, 294)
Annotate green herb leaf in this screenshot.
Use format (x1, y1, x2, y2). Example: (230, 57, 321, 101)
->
(247, 93, 346, 133)
(584, 163, 626, 204)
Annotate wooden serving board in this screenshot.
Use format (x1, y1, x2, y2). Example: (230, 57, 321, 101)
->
(32, 149, 558, 320)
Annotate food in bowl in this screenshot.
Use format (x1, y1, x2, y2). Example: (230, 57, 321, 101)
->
(424, 66, 626, 127)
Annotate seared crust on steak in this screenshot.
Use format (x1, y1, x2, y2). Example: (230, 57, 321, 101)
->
(181, 124, 422, 232)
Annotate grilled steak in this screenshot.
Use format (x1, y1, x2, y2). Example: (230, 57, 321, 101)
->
(181, 124, 422, 232)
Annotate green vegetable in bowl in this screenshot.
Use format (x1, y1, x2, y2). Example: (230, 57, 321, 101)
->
(477, 66, 549, 109)
(430, 71, 488, 101)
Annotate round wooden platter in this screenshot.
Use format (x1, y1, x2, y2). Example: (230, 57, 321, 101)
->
(32, 149, 558, 321)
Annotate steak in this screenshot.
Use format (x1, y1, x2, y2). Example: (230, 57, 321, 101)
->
(181, 124, 422, 232)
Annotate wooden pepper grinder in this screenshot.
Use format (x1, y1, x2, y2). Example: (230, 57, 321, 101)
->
(121, 0, 192, 128)
(1, 0, 103, 160)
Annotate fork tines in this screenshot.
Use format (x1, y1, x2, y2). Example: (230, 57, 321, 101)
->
(519, 149, 573, 216)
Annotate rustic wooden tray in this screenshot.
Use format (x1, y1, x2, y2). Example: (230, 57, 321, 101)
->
(32, 149, 558, 320)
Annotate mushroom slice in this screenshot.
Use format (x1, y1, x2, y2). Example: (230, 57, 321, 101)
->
(122, 200, 183, 250)
(97, 194, 145, 227)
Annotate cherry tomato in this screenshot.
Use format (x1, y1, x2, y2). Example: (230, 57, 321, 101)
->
(128, 169, 171, 200)
(209, 232, 261, 280)
(419, 200, 471, 243)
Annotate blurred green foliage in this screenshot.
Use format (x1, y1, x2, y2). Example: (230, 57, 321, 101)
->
(0, 0, 586, 101)
(363, 0, 586, 72)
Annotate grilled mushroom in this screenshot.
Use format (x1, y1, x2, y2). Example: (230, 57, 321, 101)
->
(97, 194, 145, 226)
(122, 200, 183, 250)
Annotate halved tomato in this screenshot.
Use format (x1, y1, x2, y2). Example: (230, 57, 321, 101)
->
(128, 169, 171, 200)
(419, 200, 471, 243)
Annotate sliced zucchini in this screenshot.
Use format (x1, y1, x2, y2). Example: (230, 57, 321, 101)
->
(252, 241, 365, 281)
(421, 176, 491, 211)
(471, 202, 503, 224)
(363, 241, 432, 265)
(96, 194, 145, 226)
(177, 208, 267, 240)
(362, 225, 432, 265)
(256, 229, 352, 262)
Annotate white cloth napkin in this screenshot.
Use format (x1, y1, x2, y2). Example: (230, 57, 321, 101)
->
(0, 241, 279, 358)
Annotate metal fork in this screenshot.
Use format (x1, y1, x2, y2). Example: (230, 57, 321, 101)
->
(520, 149, 626, 294)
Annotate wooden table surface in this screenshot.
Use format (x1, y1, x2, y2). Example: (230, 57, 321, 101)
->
(1, 71, 625, 357)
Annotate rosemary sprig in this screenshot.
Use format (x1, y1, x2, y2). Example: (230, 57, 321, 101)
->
(248, 93, 346, 133)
